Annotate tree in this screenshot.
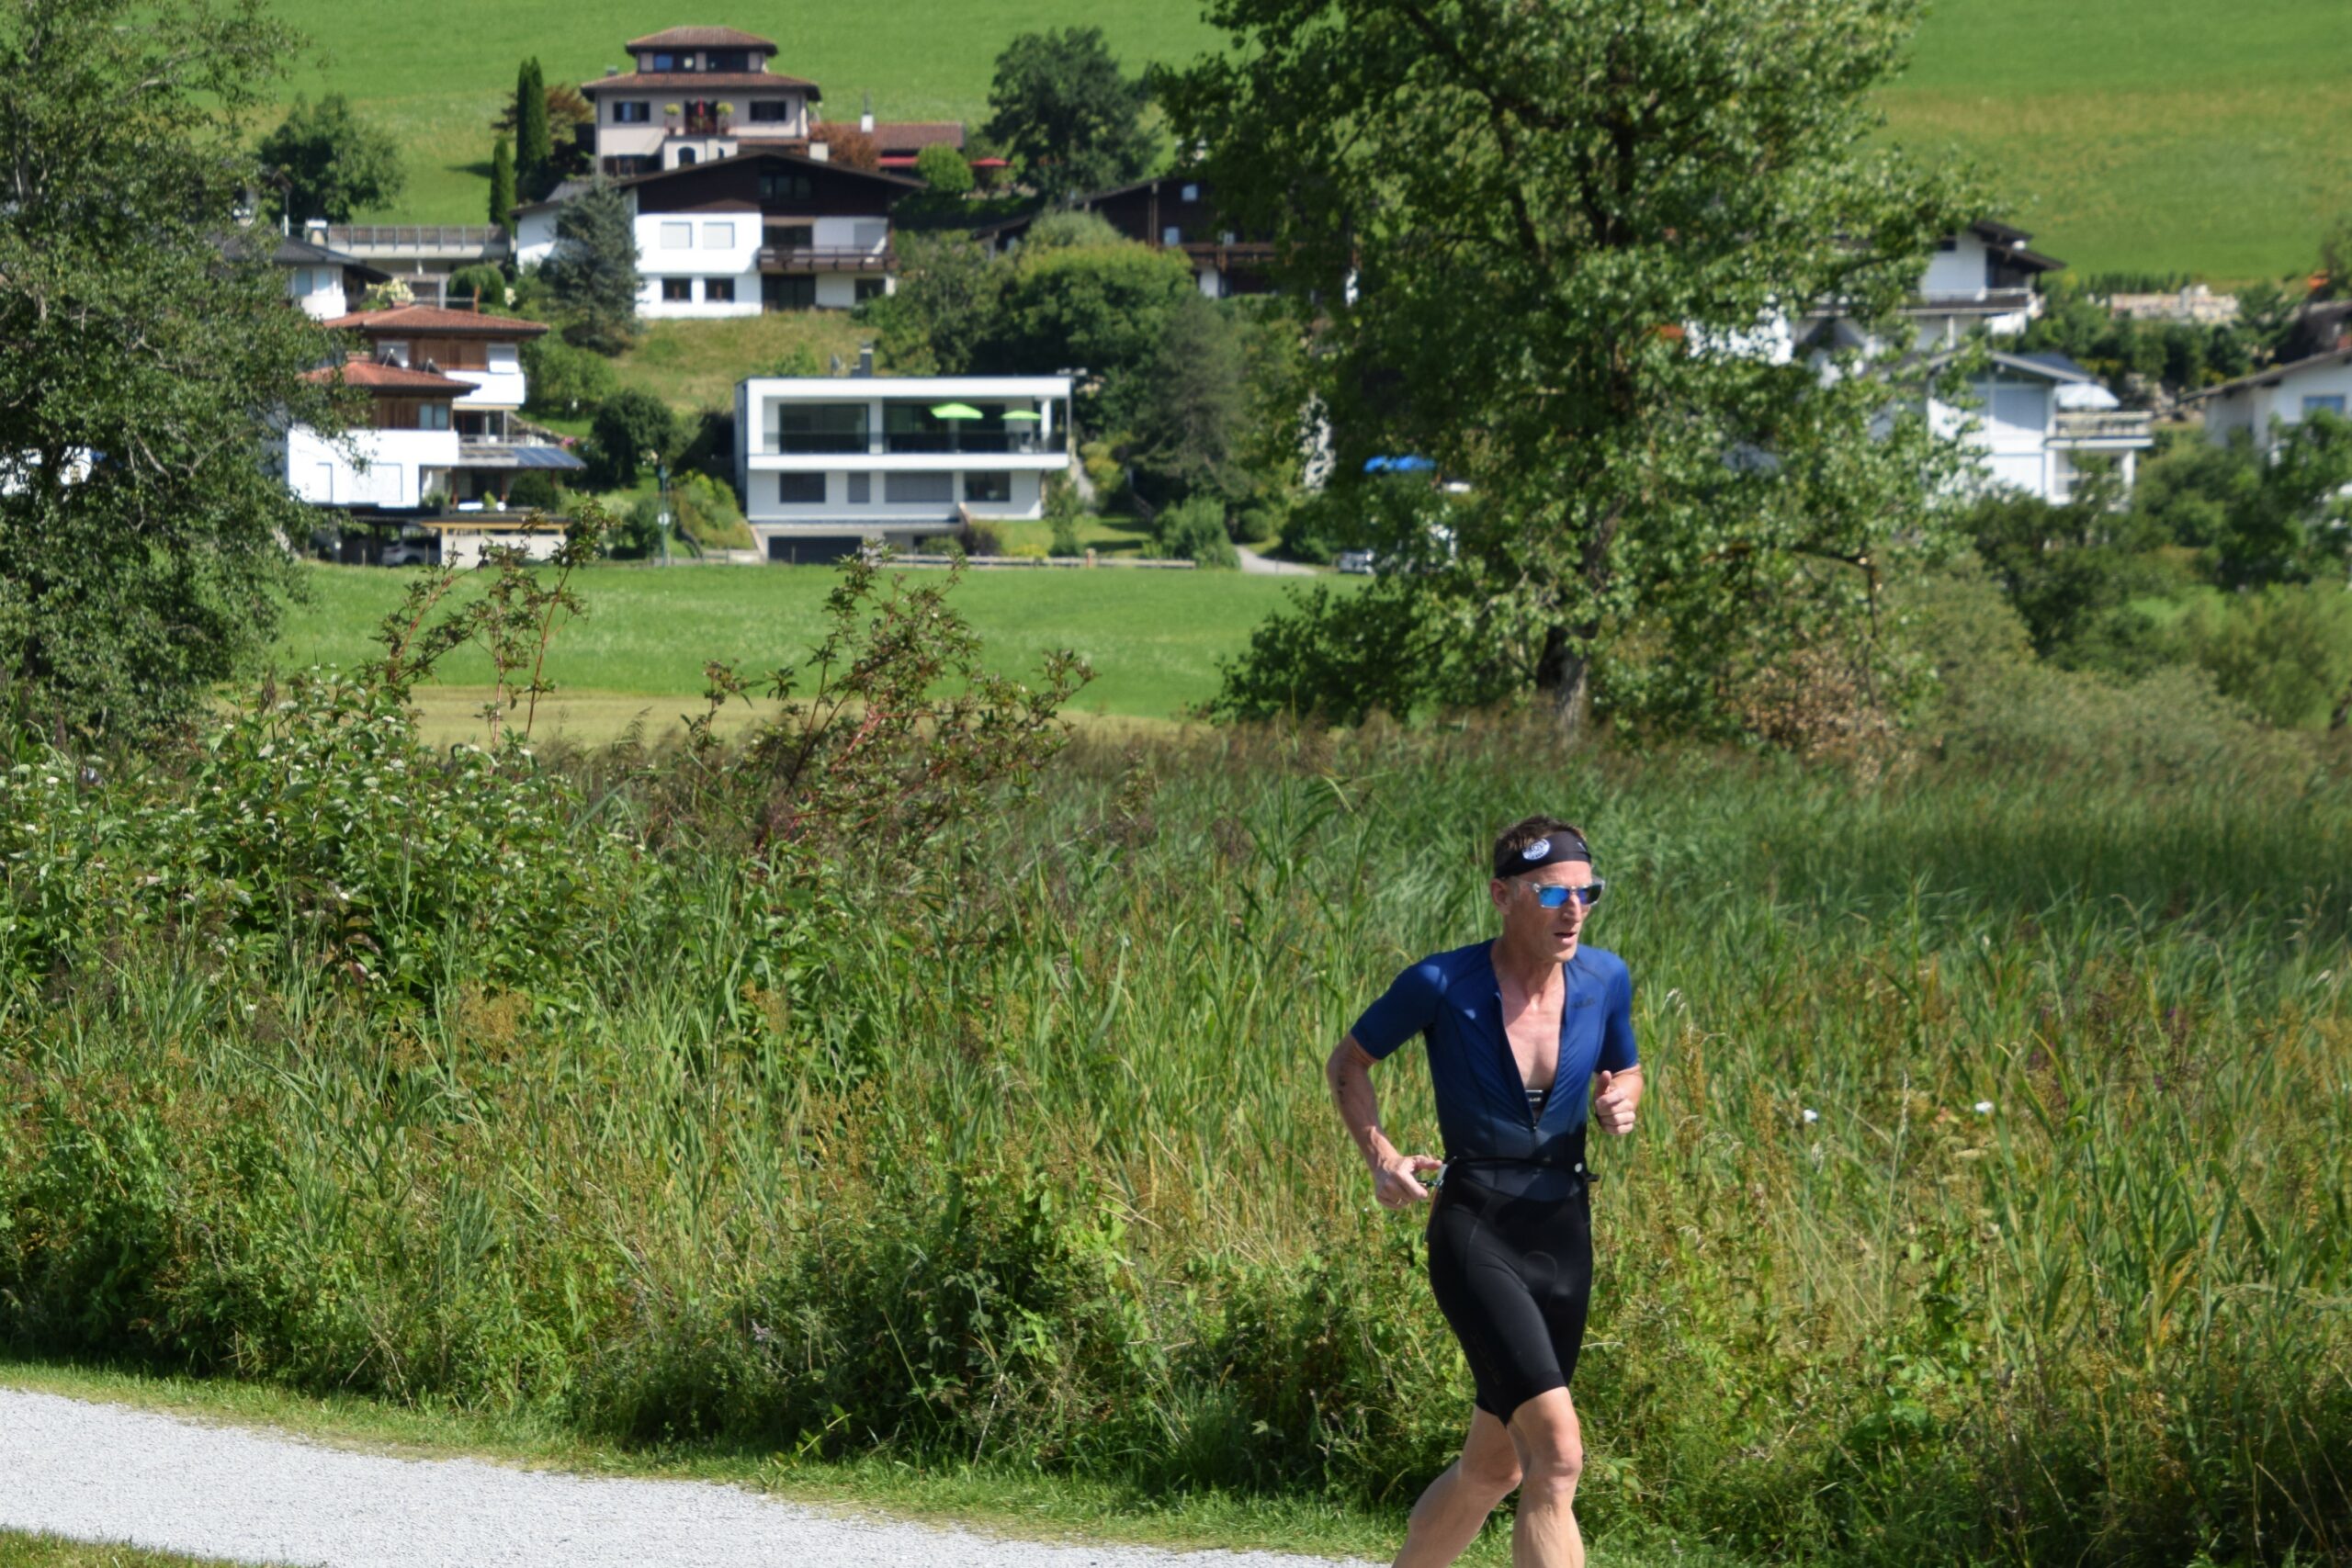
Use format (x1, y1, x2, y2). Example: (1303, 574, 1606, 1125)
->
(506, 470, 561, 511)
(1149, 495, 1238, 568)
(254, 93, 405, 223)
(588, 389, 677, 488)
(1132, 292, 1248, 502)
(514, 58, 551, 198)
(823, 128, 881, 173)
(915, 142, 973, 196)
(539, 179, 640, 354)
(980, 240, 1197, 433)
(862, 233, 1006, 375)
(447, 263, 506, 309)
(1160, 0, 1975, 734)
(0, 0, 356, 739)
(984, 28, 1157, 202)
(488, 136, 516, 233)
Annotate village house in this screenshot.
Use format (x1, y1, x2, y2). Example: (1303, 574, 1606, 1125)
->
(514, 150, 919, 316)
(735, 362, 1071, 562)
(972, 175, 1273, 299)
(287, 303, 582, 512)
(2191, 346, 2352, 458)
(1928, 350, 2154, 501)
(220, 225, 390, 320)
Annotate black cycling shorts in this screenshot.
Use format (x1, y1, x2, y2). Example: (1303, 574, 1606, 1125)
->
(1424, 1166, 1594, 1421)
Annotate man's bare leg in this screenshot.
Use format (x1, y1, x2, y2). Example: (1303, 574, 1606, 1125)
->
(1393, 1408, 1521, 1568)
(1507, 1389, 1584, 1568)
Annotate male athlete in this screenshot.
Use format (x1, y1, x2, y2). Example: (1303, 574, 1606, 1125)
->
(1325, 816, 1642, 1568)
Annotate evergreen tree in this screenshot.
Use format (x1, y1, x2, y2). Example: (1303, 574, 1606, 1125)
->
(540, 179, 640, 354)
(514, 58, 551, 198)
(487, 136, 515, 234)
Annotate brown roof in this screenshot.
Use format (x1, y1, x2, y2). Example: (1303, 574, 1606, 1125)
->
(322, 304, 550, 338)
(581, 70, 818, 95)
(625, 26, 776, 52)
(814, 120, 965, 152)
(305, 359, 472, 395)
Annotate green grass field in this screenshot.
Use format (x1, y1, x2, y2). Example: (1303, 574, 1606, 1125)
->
(266, 0, 2350, 281)
(272, 561, 1325, 731)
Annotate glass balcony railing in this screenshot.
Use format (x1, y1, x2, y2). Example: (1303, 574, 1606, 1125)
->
(761, 431, 1053, 457)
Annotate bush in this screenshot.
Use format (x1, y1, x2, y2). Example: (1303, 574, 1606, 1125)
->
(505, 470, 560, 511)
(2174, 583, 2352, 728)
(916, 522, 1003, 558)
(671, 471, 754, 551)
(588, 389, 677, 488)
(521, 334, 616, 418)
(914, 142, 973, 195)
(1148, 494, 1237, 568)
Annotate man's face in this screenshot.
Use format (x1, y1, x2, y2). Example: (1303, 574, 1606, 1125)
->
(1490, 861, 1596, 958)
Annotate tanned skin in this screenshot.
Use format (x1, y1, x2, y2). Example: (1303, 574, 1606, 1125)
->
(1325, 858, 1642, 1568)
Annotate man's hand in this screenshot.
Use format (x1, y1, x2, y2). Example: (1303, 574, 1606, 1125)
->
(1593, 1069, 1638, 1135)
(1374, 1154, 1444, 1208)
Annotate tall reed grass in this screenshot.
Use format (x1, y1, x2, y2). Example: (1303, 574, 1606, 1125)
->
(3, 715, 2346, 1567)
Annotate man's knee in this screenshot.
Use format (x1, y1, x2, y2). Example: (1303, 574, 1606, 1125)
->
(1458, 1441, 1523, 1499)
(1510, 1393, 1583, 1497)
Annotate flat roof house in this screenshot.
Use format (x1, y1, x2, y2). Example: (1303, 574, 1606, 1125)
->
(736, 370, 1072, 562)
(514, 150, 920, 317)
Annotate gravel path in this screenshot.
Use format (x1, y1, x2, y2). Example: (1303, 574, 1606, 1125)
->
(0, 1388, 1376, 1568)
(1235, 546, 1318, 577)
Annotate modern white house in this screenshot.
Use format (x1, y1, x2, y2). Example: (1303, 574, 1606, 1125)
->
(285, 359, 469, 508)
(735, 371, 1073, 562)
(2192, 346, 2352, 457)
(514, 149, 917, 317)
(1926, 351, 2153, 502)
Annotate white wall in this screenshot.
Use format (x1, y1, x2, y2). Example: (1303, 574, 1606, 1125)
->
(1920, 233, 1990, 298)
(637, 209, 762, 318)
(2203, 360, 2352, 454)
(448, 344, 527, 410)
(514, 208, 559, 270)
(288, 268, 348, 320)
(286, 425, 459, 508)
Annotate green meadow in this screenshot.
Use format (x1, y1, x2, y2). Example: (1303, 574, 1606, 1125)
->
(266, 0, 2351, 280)
(272, 562, 1333, 730)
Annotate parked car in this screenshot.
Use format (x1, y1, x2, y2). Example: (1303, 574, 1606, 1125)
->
(380, 538, 439, 567)
(1335, 549, 1376, 575)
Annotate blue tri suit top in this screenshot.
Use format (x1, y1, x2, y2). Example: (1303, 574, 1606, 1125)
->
(1350, 941, 1638, 1200)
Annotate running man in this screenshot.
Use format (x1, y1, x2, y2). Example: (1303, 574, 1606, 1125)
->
(1326, 816, 1642, 1568)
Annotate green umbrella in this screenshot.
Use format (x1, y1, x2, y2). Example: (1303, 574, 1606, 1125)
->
(929, 402, 984, 419)
(1001, 411, 1043, 421)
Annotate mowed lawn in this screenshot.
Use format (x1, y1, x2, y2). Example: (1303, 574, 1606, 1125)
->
(266, 0, 2349, 280)
(271, 563, 1331, 735)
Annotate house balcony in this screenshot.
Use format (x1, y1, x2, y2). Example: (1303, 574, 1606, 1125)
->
(758, 431, 1057, 457)
(1905, 287, 2040, 315)
(2051, 409, 2154, 448)
(758, 246, 895, 273)
(673, 111, 732, 137)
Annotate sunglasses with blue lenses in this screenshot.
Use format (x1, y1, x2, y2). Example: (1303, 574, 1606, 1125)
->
(1530, 880, 1606, 909)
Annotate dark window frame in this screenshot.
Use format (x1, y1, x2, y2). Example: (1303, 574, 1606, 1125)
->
(775, 472, 827, 504)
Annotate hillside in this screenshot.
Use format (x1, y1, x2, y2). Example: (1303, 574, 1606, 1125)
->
(271, 0, 2347, 282)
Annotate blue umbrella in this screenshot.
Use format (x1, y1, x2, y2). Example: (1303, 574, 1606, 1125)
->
(1363, 454, 1436, 474)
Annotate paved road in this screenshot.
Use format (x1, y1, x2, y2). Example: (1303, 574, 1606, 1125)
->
(1236, 546, 1318, 577)
(0, 1387, 1374, 1568)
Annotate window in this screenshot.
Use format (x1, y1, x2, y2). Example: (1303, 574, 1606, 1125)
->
(763, 274, 816, 310)
(1162, 226, 1182, 245)
(774, 402, 867, 452)
(884, 473, 953, 503)
(1181, 183, 1200, 202)
(846, 473, 871, 503)
(748, 100, 791, 122)
(677, 147, 697, 166)
(707, 51, 747, 71)
(419, 401, 450, 431)
(963, 472, 1012, 503)
(702, 221, 735, 249)
(659, 221, 692, 250)
(380, 341, 411, 367)
(760, 171, 815, 203)
(769, 222, 814, 250)
(2303, 394, 2347, 419)
(662, 277, 694, 301)
(703, 276, 735, 303)
(1935, 236, 1959, 252)
(776, 473, 827, 503)
(648, 51, 677, 71)
(854, 277, 886, 303)
(614, 101, 651, 123)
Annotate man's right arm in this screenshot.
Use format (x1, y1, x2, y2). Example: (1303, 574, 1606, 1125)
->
(1327, 1034, 1440, 1207)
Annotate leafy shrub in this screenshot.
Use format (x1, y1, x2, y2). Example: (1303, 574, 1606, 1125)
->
(588, 389, 677, 487)
(505, 470, 560, 511)
(2174, 583, 2352, 728)
(521, 333, 616, 418)
(914, 142, 973, 195)
(671, 471, 753, 551)
(447, 263, 508, 310)
(1149, 495, 1237, 568)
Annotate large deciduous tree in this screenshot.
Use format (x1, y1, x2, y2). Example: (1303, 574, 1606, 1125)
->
(255, 92, 405, 223)
(539, 179, 641, 354)
(0, 0, 356, 741)
(1160, 0, 1976, 732)
(984, 28, 1157, 203)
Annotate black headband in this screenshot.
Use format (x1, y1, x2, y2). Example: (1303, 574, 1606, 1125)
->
(1494, 832, 1591, 880)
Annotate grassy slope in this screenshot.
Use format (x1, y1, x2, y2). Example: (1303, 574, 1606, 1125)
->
(268, 0, 2350, 280)
(271, 562, 1324, 728)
